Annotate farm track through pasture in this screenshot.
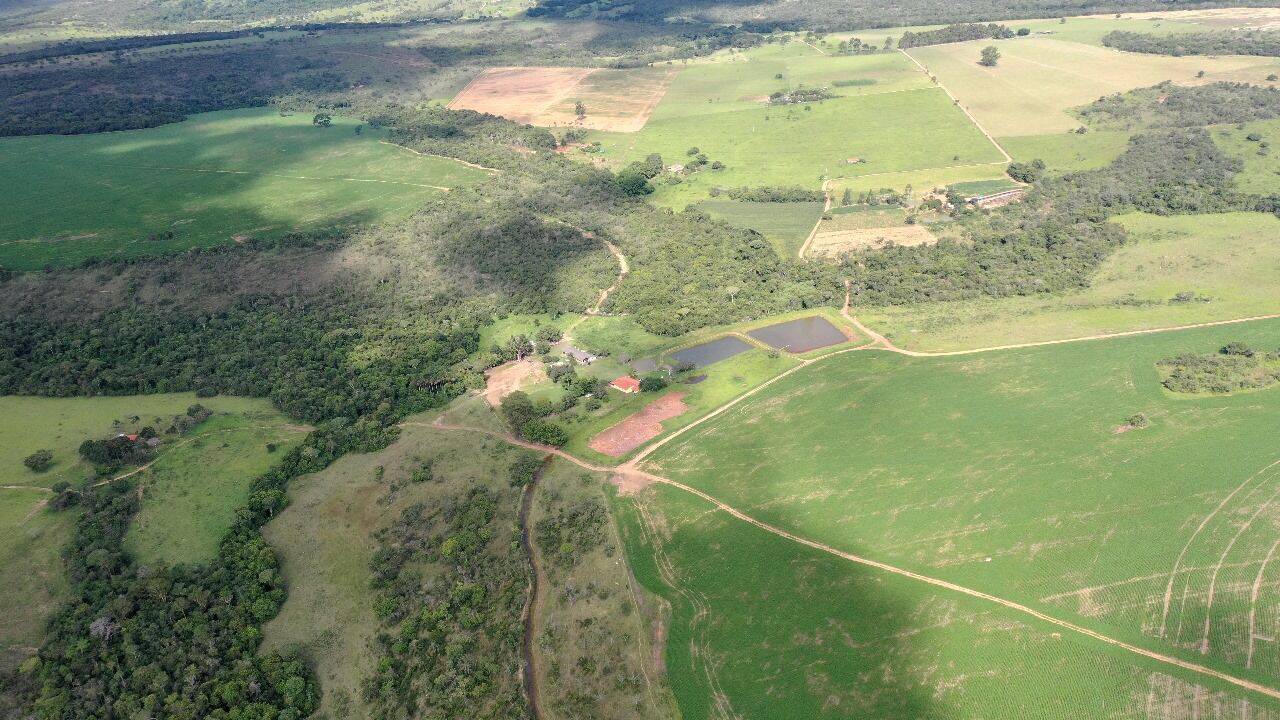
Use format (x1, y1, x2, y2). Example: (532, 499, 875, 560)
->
(416, 304, 1280, 703)
(899, 48, 1012, 163)
(518, 462, 547, 720)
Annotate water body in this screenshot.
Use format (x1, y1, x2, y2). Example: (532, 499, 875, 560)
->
(748, 316, 847, 353)
(671, 336, 752, 368)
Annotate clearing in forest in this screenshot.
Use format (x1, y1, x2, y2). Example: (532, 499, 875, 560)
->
(808, 224, 938, 256)
(448, 66, 676, 132)
(631, 319, 1280, 717)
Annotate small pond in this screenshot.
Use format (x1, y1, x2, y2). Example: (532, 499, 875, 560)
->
(747, 316, 847, 353)
(670, 336, 752, 368)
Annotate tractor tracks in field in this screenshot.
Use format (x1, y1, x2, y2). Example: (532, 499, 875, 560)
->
(421, 417, 1280, 702)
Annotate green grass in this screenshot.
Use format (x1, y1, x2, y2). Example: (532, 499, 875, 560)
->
(124, 410, 308, 566)
(478, 313, 581, 351)
(0, 393, 283, 489)
(860, 212, 1280, 352)
(0, 108, 491, 270)
(571, 316, 674, 360)
(828, 161, 1009, 197)
(695, 199, 823, 257)
(947, 178, 1020, 196)
(1002, 130, 1132, 173)
(1214, 119, 1280, 195)
(637, 319, 1280, 716)
(907, 36, 1280, 137)
(587, 45, 1002, 207)
(0, 488, 72, 672)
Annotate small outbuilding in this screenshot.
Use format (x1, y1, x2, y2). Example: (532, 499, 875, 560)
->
(564, 347, 599, 365)
(609, 376, 641, 394)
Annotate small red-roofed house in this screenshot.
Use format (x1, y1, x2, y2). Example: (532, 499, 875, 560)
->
(609, 376, 641, 394)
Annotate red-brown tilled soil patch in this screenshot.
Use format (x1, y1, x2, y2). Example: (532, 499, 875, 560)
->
(589, 393, 688, 457)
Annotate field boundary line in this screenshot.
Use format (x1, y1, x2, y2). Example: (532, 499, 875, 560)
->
(95, 162, 453, 190)
(899, 48, 1012, 163)
(836, 159, 1008, 183)
(420, 419, 1280, 703)
(797, 179, 832, 259)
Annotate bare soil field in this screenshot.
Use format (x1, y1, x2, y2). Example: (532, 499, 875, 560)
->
(809, 225, 938, 257)
(484, 357, 546, 407)
(448, 66, 676, 132)
(589, 393, 688, 457)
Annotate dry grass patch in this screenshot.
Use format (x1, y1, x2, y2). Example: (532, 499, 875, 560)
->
(449, 66, 676, 132)
(809, 225, 938, 257)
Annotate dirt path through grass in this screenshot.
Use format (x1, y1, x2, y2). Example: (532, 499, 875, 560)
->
(518, 463, 547, 720)
(899, 48, 1012, 163)
(797, 179, 833, 259)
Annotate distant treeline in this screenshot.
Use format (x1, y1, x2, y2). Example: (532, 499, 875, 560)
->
(1076, 81, 1280, 130)
(898, 23, 1015, 49)
(1102, 30, 1280, 57)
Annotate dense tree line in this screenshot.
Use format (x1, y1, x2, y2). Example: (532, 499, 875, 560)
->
(26, 418, 398, 719)
(715, 186, 826, 202)
(526, 0, 1258, 34)
(898, 23, 1014, 49)
(848, 127, 1250, 305)
(1076, 81, 1280, 130)
(0, 47, 346, 136)
(365, 485, 527, 717)
(1102, 30, 1280, 57)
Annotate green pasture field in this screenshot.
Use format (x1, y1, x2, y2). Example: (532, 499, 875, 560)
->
(907, 36, 1280, 137)
(0, 488, 72, 672)
(861, 212, 1280, 352)
(587, 43, 1002, 207)
(1002, 129, 1131, 173)
(0, 393, 282, 489)
(616, 479, 1275, 719)
(261, 422, 530, 718)
(124, 410, 308, 566)
(695, 199, 823, 257)
(947, 178, 1020, 196)
(0, 108, 491, 270)
(642, 319, 1280, 704)
(1214, 119, 1280, 196)
(828, 161, 1009, 197)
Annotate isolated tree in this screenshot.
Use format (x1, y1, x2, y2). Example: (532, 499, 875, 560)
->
(841, 188, 853, 205)
(574, 101, 586, 120)
(1017, 27, 1030, 36)
(312, 113, 331, 127)
(979, 46, 1001, 67)
(23, 449, 53, 473)
(501, 391, 538, 431)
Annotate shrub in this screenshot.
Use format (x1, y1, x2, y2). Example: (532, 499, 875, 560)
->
(509, 455, 542, 487)
(23, 449, 53, 472)
(521, 419, 569, 447)
(639, 375, 668, 392)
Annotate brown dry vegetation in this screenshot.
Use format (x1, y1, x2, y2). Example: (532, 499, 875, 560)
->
(449, 66, 675, 132)
(809, 225, 938, 257)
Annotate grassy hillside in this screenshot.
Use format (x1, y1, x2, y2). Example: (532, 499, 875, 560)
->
(0, 488, 71, 672)
(640, 319, 1280, 715)
(0, 108, 491, 269)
